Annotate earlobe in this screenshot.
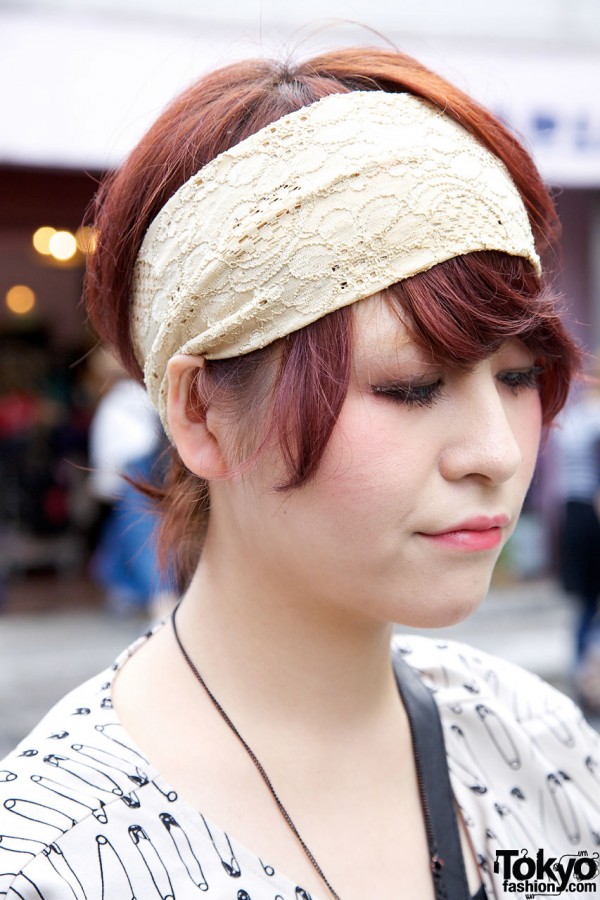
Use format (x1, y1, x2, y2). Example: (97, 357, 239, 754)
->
(166, 354, 228, 479)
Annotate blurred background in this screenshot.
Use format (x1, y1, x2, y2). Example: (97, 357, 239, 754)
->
(1, 0, 600, 753)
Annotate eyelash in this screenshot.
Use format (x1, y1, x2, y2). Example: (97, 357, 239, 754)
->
(372, 366, 544, 408)
(372, 380, 444, 408)
(499, 365, 544, 396)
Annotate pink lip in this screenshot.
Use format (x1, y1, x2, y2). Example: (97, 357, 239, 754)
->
(418, 515, 510, 551)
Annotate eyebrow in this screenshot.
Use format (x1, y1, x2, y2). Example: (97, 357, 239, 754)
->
(357, 340, 433, 367)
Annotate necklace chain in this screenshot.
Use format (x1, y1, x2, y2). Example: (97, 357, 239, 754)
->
(171, 606, 341, 900)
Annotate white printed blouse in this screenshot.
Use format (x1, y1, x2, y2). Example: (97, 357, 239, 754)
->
(0, 628, 598, 898)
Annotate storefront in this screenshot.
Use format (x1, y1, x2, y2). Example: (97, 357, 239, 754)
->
(1, 5, 599, 583)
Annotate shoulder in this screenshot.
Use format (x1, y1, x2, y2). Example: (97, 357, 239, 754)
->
(0, 655, 155, 896)
(394, 634, 600, 863)
(393, 631, 567, 708)
(393, 631, 598, 753)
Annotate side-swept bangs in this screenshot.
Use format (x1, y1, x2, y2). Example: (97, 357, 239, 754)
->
(384, 250, 579, 426)
(270, 250, 578, 493)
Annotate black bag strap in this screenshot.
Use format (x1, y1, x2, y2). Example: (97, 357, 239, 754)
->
(392, 650, 472, 900)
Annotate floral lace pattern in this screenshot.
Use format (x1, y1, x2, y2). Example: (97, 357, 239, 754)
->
(130, 91, 540, 431)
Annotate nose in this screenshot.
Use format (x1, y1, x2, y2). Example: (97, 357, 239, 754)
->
(438, 376, 523, 485)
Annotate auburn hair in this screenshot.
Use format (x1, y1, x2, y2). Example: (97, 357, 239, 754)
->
(85, 47, 580, 587)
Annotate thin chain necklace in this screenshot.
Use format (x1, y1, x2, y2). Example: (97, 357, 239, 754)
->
(171, 605, 341, 900)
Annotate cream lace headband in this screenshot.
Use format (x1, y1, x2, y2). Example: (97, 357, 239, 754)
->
(130, 90, 540, 425)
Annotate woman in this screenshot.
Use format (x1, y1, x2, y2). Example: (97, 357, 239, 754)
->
(0, 46, 598, 899)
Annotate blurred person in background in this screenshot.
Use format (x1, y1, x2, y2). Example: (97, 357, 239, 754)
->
(0, 44, 598, 900)
(87, 346, 159, 529)
(91, 434, 177, 618)
(87, 346, 171, 614)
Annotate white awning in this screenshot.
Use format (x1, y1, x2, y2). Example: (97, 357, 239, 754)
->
(3, 8, 600, 186)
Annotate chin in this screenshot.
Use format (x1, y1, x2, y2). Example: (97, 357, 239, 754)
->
(393, 577, 492, 630)
(425, 601, 481, 629)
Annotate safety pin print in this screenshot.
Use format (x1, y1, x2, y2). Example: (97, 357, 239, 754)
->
(42, 842, 87, 900)
(462, 679, 481, 695)
(447, 752, 487, 794)
(159, 812, 209, 891)
(417, 657, 450, 690)
(201, 814, 242, 878)
(121, 789, 142, 809)
(458, 652, 479, 684)
(129, 824, 175, 899)
(483, 667, 500, 697)
(477, 852, 490, 876)
(586, 755, 599, 781)
(0, 832, 47, 873)
(150, 777, 178, 804)
(475, 830, 496, 878)
(457, 651, 472, 668)
(543, 710, 576, 748)
(510, 686, 533, 725)
(43, 753, 124, 797)
(459, 804, 476, 830)
(448, 723, 491, 790)
(0, 831, 47, 851)
(71, 743, 149, 788)
(259, 859, 275, 876)
(96, 834, 136, 900)
(3, 797, 75, 834)
(94, 723, 150, 763)
(30, 773, 108, 824)
(493, 802, 537, 848)
(8, 871, 46, 899)
(480, 827, 499, 876)
(547, 772, 580, 844)
(475, 704, 521, 769)
(582, 763, 600, 843)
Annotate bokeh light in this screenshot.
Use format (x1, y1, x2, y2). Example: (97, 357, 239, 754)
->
(6, 284, 36, 315)
(49, 230, 77, 261)
(32, 226, 56, 256)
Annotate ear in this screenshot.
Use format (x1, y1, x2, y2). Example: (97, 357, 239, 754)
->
(166, 354, 229, 479)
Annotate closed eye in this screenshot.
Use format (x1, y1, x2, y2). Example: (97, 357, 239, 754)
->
(497, 366, 544, 396)
(371, 380, 444, 408)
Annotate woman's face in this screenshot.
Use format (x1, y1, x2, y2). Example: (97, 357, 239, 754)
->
(216, 294, 543, 628)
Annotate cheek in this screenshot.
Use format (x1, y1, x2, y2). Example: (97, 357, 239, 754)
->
(313, 400, 405, 494)
(305, 399, 429, 533)
(516, 393, 543, 478)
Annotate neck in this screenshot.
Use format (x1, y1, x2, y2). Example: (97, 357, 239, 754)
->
(173, 531, 397, 739)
